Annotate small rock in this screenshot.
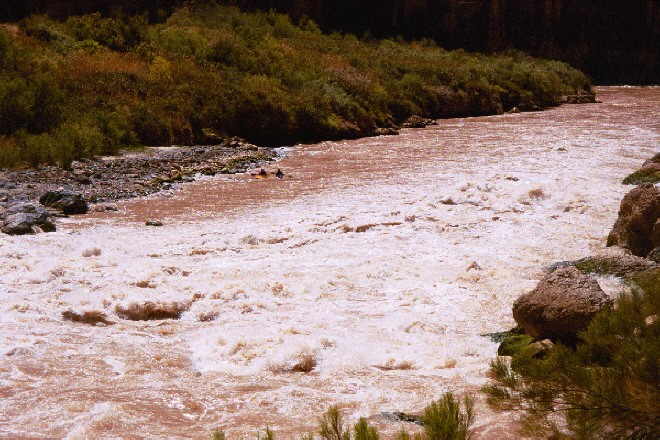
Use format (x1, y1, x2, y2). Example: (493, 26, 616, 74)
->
(145, 220, 163, 227)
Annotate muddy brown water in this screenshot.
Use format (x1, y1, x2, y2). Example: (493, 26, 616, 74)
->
(0, 87, 658, 438)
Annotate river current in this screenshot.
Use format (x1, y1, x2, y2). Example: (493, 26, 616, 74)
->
(0, 87, 658, 438)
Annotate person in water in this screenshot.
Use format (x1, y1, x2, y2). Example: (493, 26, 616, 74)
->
(275, 169, 284, 179)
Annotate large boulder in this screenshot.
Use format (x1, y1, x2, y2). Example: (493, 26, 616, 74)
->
(607, 184, 660, 257)
(1, 202, 56, 235)
(39, 190, 88, 215)
(512, 267, 612, 341)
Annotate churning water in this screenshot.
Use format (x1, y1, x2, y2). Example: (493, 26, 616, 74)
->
(0, 87, 658, 438)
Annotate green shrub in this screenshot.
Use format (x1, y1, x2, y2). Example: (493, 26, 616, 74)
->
(484, 275, 660, 438)
(319, 406, 349, 440)
(0, 29, 11, 70)
(53, 120, 104, 168)
(0, 78, 33, 135)
(421, 393, 474, 440)
(65, 13, 148, 52)
(0, 136, 22, 168)
(4, 5, 590, 167)
(18, 132, 54, 167)
(353, 418, 379, 440)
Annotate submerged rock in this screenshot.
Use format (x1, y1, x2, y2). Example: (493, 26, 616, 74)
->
(607, 184, 660, 257)
(62, 310, 114, 326)
(546, 247, 657, 277)
(115, 301, 190, 320)
(512, 267, 612, 341)
(1, 202, 56, 235)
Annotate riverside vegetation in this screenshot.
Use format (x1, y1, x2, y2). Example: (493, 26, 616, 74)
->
(0, 3, 590, 169)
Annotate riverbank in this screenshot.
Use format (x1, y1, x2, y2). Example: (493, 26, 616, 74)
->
(0, 96, 596, 233)
(0, 4, 590, 169)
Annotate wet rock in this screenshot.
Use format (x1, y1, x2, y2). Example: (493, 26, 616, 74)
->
(546, 247, 657, 277)
(402, 115, 436, 128)
(517, 101, 542, 112)
(115, 301, 190, 320)
(563, 93, 597, 104)
(39, 190, 89, 215)
(62, 310, 114, 326)
(623, 162, 660, 185)
(1, 202, 56, 235)
(378, 412, 423, 425)
(512, 266, 612, 341)
(373, 127, 399, 136)
(145, 220, 164, 227)
(607, 184, 660, 257)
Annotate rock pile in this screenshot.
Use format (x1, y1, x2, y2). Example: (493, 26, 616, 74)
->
(0, 138, 276, 235)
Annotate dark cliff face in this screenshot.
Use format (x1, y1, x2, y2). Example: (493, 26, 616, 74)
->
(229, 0, 659, 84)
(3, 0, 657, 84)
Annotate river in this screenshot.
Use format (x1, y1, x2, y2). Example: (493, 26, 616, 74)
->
(0, 87, 658, 438)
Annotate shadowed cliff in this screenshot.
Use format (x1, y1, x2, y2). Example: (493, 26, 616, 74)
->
(2, 0, 658, 84)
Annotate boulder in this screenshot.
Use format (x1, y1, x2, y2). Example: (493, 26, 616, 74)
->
(512, 267, 612, 341)
(1, 202, 56, 235)
(607, 184, 660, 256)
(39, 190, 89, 215)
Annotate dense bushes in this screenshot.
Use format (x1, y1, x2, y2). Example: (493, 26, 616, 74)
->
(0, 5, 590, 168)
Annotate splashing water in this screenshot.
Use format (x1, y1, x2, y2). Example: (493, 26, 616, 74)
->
(0, 87, 658, 437)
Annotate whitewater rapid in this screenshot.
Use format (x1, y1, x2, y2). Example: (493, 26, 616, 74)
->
(0, 87, 657, 437)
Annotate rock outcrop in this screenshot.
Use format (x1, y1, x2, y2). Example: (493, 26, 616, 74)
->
(0, 202, 56, 235)
(512, 267, 612, 341)
(607, 184, 660, 257)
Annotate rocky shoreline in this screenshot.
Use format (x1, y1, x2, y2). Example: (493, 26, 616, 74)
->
(0, 137, 276, 234)
(499, 157, 659, 351)
(0, 97, 598, 235)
